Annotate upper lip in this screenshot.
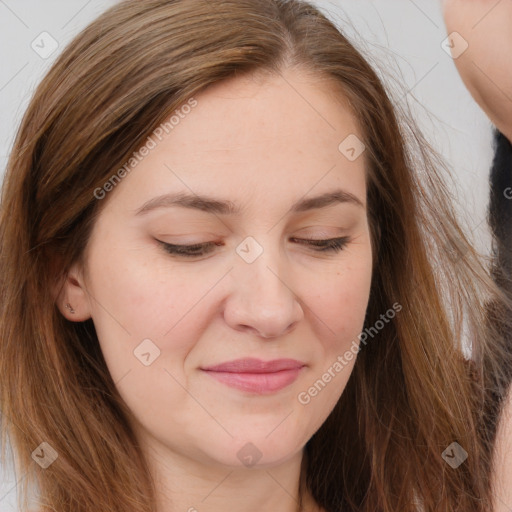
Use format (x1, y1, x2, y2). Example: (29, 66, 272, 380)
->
(201, 358, 305, 373)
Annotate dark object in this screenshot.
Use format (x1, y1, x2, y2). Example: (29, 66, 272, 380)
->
(486, 128, 512, 408)
(489, 127, 512, 287)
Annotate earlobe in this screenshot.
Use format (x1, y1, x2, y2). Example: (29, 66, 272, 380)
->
(64, 302, 76, 315)
(54, 262, 93, 322)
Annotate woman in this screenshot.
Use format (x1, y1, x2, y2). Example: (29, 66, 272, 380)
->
(442, 2, 512, 510)
(0, 1, 510, 511)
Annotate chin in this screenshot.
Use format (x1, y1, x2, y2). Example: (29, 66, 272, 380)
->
(203, 434, 304, 469)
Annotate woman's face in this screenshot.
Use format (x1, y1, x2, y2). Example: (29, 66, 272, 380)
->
(60, 68, 373, 469)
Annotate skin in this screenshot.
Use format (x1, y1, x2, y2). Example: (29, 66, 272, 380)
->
(442, 1, 512, 510)
(56, 67, 373, 512)
(442, 0, 512, 143)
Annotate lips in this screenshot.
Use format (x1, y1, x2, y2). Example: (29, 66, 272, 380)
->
(200, 358, 306, 393)
(201, 357, 305, 373)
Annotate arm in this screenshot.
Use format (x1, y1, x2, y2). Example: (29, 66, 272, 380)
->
(442, 0, 512, 145)
(442, 0, 512, 285)
(490, 386, 512, 512)
(442, 2, 512, 510)
(488, 128, 512, 512)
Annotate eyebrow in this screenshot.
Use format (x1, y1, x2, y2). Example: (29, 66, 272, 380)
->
(135, 188, 365, 216)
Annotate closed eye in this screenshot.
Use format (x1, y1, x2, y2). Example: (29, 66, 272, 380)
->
(157, 237, 351, 258)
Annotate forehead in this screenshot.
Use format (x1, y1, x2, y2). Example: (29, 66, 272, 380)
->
(178, 67, 361, 151)
(102, 67, 368, 217)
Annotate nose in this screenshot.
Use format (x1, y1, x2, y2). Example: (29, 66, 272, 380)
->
(223, 245, 304, 339)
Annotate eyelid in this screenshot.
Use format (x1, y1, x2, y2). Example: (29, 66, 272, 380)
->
(155, 236, 351, 258)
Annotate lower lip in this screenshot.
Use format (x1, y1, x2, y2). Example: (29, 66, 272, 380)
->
(201, 368, 303, 394)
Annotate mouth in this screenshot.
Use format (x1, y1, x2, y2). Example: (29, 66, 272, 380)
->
(200, 358, 306, 394)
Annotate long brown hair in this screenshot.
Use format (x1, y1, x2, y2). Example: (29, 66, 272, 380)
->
(1, 1, 511, 511)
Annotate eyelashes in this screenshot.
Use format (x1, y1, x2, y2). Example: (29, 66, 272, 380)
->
(157, 237, 351, 258)
(159, 240, 223, 258)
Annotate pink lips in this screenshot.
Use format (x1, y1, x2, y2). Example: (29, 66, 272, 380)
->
(201, 358, 305, 394)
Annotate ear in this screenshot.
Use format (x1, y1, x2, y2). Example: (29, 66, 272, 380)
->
(54, 261, 93, 322)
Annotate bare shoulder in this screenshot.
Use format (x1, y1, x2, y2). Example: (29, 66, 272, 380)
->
(492, 386, 512, 511)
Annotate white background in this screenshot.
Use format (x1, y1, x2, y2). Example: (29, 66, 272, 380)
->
(0, 1, 497, 509)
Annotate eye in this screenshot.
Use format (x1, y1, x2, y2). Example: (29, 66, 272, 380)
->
(290, 236, 350, 253)
(157, 241, 222, 257)
(157, 237, 350, 258)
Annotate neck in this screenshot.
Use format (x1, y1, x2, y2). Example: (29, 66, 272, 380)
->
(139, 434, 319, 512)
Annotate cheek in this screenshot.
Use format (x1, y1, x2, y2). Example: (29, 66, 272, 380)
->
(311, 248, 373, 348)
(83, 239, 214, 390)
(86, 236, 207, 334)
(290, 259, 372, 436)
